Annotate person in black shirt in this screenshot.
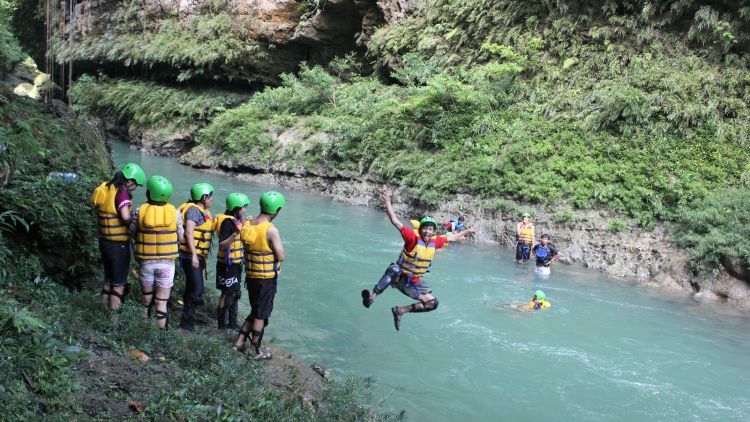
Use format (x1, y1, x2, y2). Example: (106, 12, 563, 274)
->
(215, 193, 250, 330)
(531, 233, 561, 275)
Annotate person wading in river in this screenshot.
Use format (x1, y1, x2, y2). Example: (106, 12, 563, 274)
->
(215, 193, 250, 330)
(177, 183, 214, 331)
(361, 186, 475, 331)
(531, 233, 561, 276)
(516, 212, 535, 264)
(233, 191, 286, 360)
(91, 162, 146, 311)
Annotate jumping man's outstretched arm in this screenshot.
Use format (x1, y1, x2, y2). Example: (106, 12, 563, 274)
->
(379, 186, 403, 231)
(447, 227, 476, 242)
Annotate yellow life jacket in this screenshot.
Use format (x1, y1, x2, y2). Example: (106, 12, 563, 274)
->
(215, 214, 244, 265)
(241, 221, 280, 279)
(177, 202, 213, 257)
(397, 229, 437, 280)
(91, 182, 130, 242)
(528, 300, 551, 309)
(518, 223, 534, 244)
(134, 203, 179, 260)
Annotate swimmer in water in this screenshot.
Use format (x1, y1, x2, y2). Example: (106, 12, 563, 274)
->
(518, 290, 551, 311)
(486, 290, 551, 312)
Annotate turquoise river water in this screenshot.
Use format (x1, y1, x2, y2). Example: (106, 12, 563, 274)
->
(113, 141, 750, 421)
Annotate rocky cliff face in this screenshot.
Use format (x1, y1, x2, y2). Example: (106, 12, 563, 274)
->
(60, 0, 411, 83)
(0, 57, 52, 101)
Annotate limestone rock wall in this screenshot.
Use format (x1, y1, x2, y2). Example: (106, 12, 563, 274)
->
(64, 0, 415, 82)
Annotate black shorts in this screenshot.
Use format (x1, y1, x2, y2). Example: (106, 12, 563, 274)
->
(99, 239, 131, 286)
(246, 277, 277, 320)
(216, 263, 242, 292)
(180, 256, 206, 301)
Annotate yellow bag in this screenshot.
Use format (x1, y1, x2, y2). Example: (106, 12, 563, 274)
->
(240, 220, 257, 245)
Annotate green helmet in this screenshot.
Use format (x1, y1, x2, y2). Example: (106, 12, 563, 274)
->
(419, 217, 437, 229)
(146, 175, 173, 202)
(259, 191, 286, 214)
(522, 212, 531, 218)
(226, 192, 250, 211)
(190, 183, 214, 201)
(534, 290, 546, 301)
(121, 162, 146, 186)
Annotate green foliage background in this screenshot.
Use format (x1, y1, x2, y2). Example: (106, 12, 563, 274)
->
(0, 25, 25, 73)
(66, 1, 750, 275)
(0, 91, 110, 284)
(72, 75, 247, 132)
(49, 0, 266, 82)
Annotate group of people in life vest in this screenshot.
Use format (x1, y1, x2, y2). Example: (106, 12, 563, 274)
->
(92, 163, 284, 360)
(93, 164, 556, 357)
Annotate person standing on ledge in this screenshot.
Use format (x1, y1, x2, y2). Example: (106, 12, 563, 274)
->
(91, 162, 146, 311)
(177, 183, 215, 331)
(234, 191, 286, 360)
(215, 193, 250, 330)
(361, 186, 475, 331)
(131, 176, 184, 329)
(515, 212, 535, 264)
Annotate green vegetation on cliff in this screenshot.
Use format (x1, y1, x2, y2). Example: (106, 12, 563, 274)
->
(50, 1, 264, 82)
(0, 92, 110, 284)
(198, 49, 748, 227)
(0, 88, 106, 416)
(674, 189, 750, 276)
(72, 75, 247, 132)
(0, 26, 24, 73)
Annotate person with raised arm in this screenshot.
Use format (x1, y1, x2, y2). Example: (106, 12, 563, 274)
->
(361, 186, 475, 331)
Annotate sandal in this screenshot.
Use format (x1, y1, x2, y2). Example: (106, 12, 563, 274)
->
(254, 350, 272, 361)
(361, 289, 373, 308)
(391, 306, 401, 331)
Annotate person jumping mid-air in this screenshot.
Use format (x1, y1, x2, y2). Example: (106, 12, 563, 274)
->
(361, 186, 475, 331)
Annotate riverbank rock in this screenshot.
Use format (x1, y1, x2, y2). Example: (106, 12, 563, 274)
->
(1, 56, 52, 101)
(720, 254, 750, 283)
(128, 125, 196, 157)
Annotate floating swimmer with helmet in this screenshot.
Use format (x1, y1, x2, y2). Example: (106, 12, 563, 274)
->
(487, 290, 552, 312)
(521, 290, 552, 311)
(361, 186, 476, 331)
